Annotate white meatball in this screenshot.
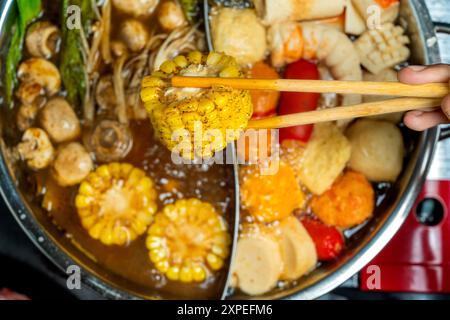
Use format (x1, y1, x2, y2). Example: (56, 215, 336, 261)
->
(211, 8, 267, 65)
(346, 119, 405, 182)
(52, 142, 93, 187)
(120, 19, 149, 52)
(39, 97, 81, 143)
(112, 0, 159, 17)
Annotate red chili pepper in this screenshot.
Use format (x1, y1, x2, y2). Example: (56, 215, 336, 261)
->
(301, 217, 345, 261)
(279, 59, 320, 143)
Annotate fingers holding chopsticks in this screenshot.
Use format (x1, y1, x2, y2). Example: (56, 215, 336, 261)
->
(399, 64, 450, 131)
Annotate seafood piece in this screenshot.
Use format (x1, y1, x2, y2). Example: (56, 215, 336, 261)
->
(345, 0, 366, 35)
(233, 224, 283, 295)
(211, 8, 267, 65)
(299, 122, 351, 195)
(354, 23, 410, 74)
(240, 161, 305, 223)
(158, 1, 187, 31)
(253, 0, 345, 24)
(277, 216, 317, 281)
(353, 0, 400, 24)
(346, 119, 405, 182)
(268, 23, 362, 106)
(17, 128, 55, 170)
(39, 97, 81, 143)
(52, 142, 93, 187)
(112, 0, 159, 17)
(75, 163, 158, 246)
(311, 171, 374, 228)
(85, 120, 133, 162)
(146, 199, 230, 283)
(120, 19, 149, 52)
(25, 21, 60, 59)
(141, 51, 252, 159)
(18, 58, 61, 96)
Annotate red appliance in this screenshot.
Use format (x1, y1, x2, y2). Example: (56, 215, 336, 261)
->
(361, 132, 450, 293)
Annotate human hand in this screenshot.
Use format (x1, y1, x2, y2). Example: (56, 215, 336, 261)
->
(398, 64, 450, 131)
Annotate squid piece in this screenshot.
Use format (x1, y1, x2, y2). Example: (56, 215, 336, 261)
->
(354, 23, 410, 74)
(39, 97, 81, 143)
(25, 21, 60, 59)
(52, 142, 93, 187)
(268, 23, 363, 106)
(141, 51, 252, 159)
(253, 0, 345, 25)
(112, 0, 159, 17)
(17, 128, 55, 171)
(75, 163, 158, 246)
(210, 8, 267, 65)
(146, 199, 230, 283)
(18, 58, 61, 96)
(240, 161, 305, 223)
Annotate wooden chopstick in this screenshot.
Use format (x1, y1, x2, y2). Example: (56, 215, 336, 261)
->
(247, 98, 442, 129)
(171, 76, 449, 98)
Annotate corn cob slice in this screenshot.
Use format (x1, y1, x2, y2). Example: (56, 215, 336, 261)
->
(146, 198, 230, 283)
(75, 163, 158, 246)
(141, 51, 253, 159)
(354, 23, 410, 74)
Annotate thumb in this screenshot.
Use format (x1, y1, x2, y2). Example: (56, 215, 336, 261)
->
(398, 64, 450, 84)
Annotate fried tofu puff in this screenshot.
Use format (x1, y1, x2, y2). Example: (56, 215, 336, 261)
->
(75, 163, 158, 246)
(146, 199, 230, 283)
(141, 51, 253, 159)
(240, 161, 305, 223)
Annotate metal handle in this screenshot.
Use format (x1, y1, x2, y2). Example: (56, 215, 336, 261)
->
(440, 126, 450, 141)
(435, 22, 450, 35)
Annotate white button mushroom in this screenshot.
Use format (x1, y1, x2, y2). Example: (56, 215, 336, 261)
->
(15, 82, 45, 106)
(120, 19, 149, 52)
(18, 58, 61, 96)
(17, 104, 40, 132)
(112, 0, 159, 17)
(17, 128, 55, 170)
(52, 142, 94, 187)
(158, 1, 187, 31)
(39, 97, 81, 143)
(25, 21, 60, 59)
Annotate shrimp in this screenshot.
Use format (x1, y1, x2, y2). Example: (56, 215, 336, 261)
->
(268, 23, 362, 107)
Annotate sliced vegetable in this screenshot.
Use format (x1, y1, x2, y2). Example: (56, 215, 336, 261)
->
(60, 0, 95, 108)
(247, 62, 280, 117)
(4, 0, 42, 106)
(279, 59, 320, 143)
(240, 161, 305, 223)
(146, 199, 230, 283)
(75, 163, 157, 246)
(278, 216, 317, 280)
(311, 171, 375, 229)
(300, 217, 345, 261)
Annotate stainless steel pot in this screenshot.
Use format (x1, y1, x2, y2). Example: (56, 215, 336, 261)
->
(0, 0, 448, 300)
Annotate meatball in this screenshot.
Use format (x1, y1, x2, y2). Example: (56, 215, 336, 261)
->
(17, 128, 55, 170)
(112, 0, 159, 17)
(311, 171, 374, 229)
(346, 119, 405, 182)
(52, 142, 93, 187)
(158, 1, 186, 31)
(120, 19, 149, 52)
(39, 97, 81, 143)
(211, 8, 267, 65)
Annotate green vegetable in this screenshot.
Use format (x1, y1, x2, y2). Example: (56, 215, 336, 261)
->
(59, 0, 95, 108)
(180, 0, 201, 23)
(4, 0, 42, 106)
